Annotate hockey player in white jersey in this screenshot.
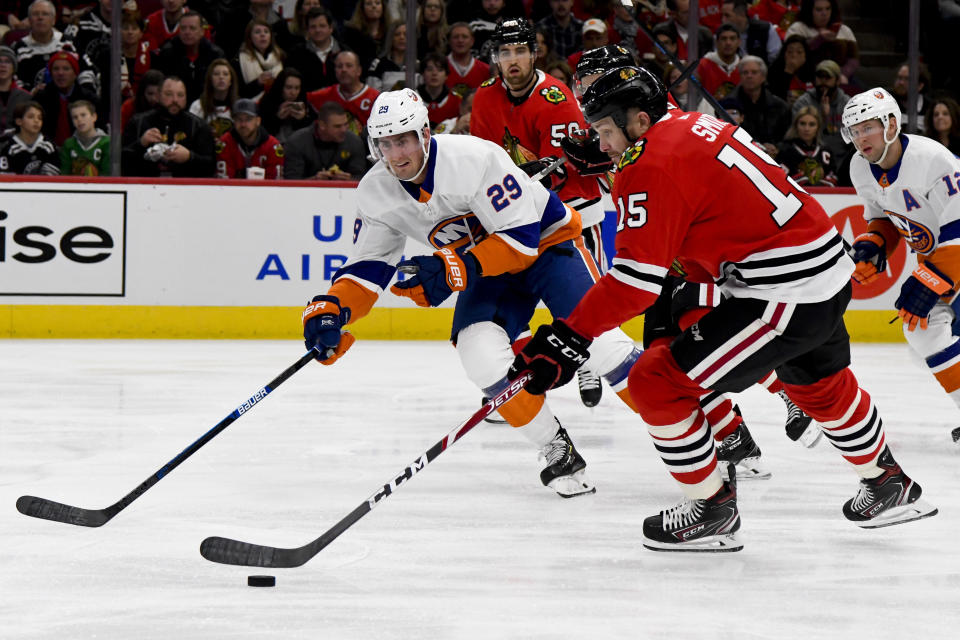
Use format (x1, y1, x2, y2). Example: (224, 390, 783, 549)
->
(844, 88, 960, 444)
(301, 88, 644, 497)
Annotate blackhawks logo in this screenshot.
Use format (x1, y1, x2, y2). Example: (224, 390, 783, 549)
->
(540, 86, 566, 104)
(619, 68, 637, 81)
(480, 77, 497, 88)
(617, 139, 646, 170)
(501, 126, 538, 165)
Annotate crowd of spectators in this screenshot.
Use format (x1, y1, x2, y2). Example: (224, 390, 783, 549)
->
(0, 0, 955, 185)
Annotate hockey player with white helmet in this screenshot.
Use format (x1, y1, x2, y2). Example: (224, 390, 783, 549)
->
(844, 87, 960, 445)
(301, 88, 644, 497)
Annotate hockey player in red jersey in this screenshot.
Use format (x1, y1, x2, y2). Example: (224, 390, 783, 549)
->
(215, 99, 284, 179)
(509, 66, 938, 552)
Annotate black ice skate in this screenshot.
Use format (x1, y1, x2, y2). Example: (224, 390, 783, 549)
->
(642, 468, 742, 553)
(577, 367, 602, 407)
(951, 426, 960, 445)
(539, 422, 595, 498)
(716, 416, 771, 480)
(778, 390, 821, 448)
(842, 447, 938, 528)
(481, 396, 508, 424)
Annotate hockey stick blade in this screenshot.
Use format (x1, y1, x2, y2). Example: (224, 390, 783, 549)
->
(16, 350, 319, 528)
(200, 372, 533, 568)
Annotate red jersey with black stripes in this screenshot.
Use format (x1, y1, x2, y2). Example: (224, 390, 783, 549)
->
(565, 110, 854, 339)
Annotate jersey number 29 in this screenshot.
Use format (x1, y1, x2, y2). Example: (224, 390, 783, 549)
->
(487, 174, 523, 211)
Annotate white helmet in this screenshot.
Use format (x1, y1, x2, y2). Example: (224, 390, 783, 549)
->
(841, 88, 902, 164)
(366, 88, 431, 181)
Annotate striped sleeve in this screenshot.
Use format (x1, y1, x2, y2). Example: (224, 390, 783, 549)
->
(565, 257, 667, 338)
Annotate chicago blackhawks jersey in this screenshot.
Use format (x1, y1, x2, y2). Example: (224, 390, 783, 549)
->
(565, 110, 853, 339)
(0, 134, 60, 175)
(60, 130, 110, 176)
(306, 84, 380, 137)
(215, 129, 284, 179)
(328, 134, 581, 320)
(470, 70, 604, 226)
(849, 134, 960, 267)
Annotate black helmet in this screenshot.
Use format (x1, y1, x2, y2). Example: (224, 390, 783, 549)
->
(575, 44, 636, 80)
(582, 66, 668, 138)
(490, 18, 537, 51)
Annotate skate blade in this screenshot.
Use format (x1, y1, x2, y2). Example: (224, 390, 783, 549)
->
(642, 532, 743, 553)
(547, 469, 596, 498)
(484, 413, 508, 425)
(856, 499, 939, 529)
(951, 426, 960, 444)
(733, 456, 772, 480)
(796, 424, 822, 449)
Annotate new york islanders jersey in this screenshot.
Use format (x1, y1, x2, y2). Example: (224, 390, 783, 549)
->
(470, 71, 604, 226)
(566, 110, 853, 338)
(328, 134, 581, 320)
(849, 135, 960, 270)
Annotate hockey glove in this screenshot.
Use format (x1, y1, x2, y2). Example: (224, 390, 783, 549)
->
(560, 128, 614, 176)
(303, 295, 355, 364)
(894, 263, 955, 332)
(850, 231, 888, 284)
(518, 155, 568, 191)
(390, 248, 481, 307)
(507, 320, 592, 395)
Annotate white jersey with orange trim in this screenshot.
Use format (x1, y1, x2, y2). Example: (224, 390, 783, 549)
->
(328, 133, 581, 319)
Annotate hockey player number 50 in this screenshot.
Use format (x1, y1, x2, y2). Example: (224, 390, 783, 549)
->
(717, 128, 806, 227)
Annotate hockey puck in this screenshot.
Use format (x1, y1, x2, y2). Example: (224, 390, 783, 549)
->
(247, 575, 276, 587)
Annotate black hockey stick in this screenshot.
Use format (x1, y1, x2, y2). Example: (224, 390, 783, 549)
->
(16, 349, 320, 527)
(199, 371, 533, 568)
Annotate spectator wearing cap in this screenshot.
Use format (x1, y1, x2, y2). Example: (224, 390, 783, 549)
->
(536, 0, 583, 59)
(730, 55, 790, 156)
(215, 98, 284, 179)
(283, 101, 367, 180)
(697, 23, 741, 99)
(567, 19, 607, 71)
(721, 0, 781, 67)
(10, 0, 79, 92)
(791, 58, 849, 145)
(0, 46, 31, 138)
(153, 11, 225, 105)
(35, 50, 98, 146)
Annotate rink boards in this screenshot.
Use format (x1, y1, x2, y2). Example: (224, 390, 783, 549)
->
(0, 176, 910, 341)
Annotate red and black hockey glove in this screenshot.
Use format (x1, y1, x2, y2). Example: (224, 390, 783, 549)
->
(508, 320, 592, 395)
(390, 248, 481, 307)
(894, 263, 954, 332)
(302, 295, 355, 364)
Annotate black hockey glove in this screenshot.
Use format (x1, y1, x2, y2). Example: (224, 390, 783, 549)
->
(302, 295, 355, 364)
(518, 155, 568, 191)
(560, 128, 614, 176)
(508, 320, 592, 395)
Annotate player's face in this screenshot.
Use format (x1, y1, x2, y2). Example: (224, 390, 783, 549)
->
(796, 114, 818, 144)
(932, 103, 953, 134)
(70, 106, 96, 133)
(18, 107, 43, 136)
(234, 112, 260, 141)
(592, 116, 630, 157)
(496, 43, 535, 89)
(376, 130, 426, 180)
(847, 118, 890, 163)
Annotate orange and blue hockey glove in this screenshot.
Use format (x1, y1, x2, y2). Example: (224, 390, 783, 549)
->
(894, 263, 954, 332)
(302, 295, 354, 364)
(390, 248, 480, 307)
(850, 231, 887, 284)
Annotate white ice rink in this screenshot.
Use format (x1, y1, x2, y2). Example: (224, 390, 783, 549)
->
(2, 339, 959, 639)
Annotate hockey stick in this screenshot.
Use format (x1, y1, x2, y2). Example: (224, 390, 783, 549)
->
(199, 371, 533, 568)
(16, 349, 319, 527)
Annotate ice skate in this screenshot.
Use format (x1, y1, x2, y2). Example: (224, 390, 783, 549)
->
(538, 422, 595, 498)
(716, 419, 771, 480)
(481, 396, 508, 424)
(951, 426, 960, 445)
(576, 367, 602, 407)
(778, 390, 821, 448)
(843, 447, 938, 528)
(642, 467, 742, 553)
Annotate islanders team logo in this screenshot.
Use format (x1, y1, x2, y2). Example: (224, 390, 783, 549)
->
(886, 210, 936, 254)
(540, 87, 566, 104)
(873, 90, 887, 100)
(617, 139, 646, 170)
(428, 214, 488, 250)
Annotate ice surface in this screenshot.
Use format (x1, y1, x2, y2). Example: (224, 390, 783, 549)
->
(2, 340, 958, 639)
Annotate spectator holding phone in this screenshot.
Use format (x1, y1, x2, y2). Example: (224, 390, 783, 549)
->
(258, 67, 317, 144)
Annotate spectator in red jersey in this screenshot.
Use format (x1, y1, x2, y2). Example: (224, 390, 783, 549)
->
(187, 57, 236, 138)
(340, 0, 390, 72)
(416, 0, 448, 59)
(153, 11, 225, 103)
(144, 0, 188, 52)
(0, 46, 31, 137)
(34, 50, 97, 145)
(536, 0, 583, 59)
(306, 50, 379, 138)
(258, 67, 316, 143)
(235, 18, 284, 100)
(121, 67, 164, 129)
(766, 34, 813, 106)
(283, 100, 367, 180)
(445, 22, 490, 98)
(215, 97, 284, 179)
(777, 104, 838, 186)
(416, 52, 460, 128)
(925, 97, 960, 157)
(749, 0, 800, 39)
(567, 18, 607, 71)
(285, 7, 341, 92)
(784, 0, 858, 85)
(697, 23, 740, 98)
